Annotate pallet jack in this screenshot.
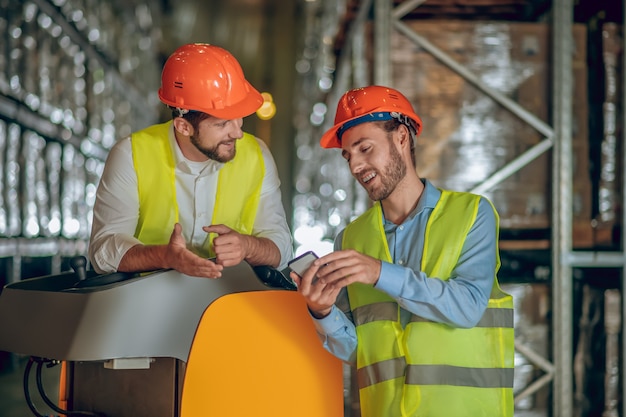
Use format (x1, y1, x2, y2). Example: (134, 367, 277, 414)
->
(0, 257, 343, 416)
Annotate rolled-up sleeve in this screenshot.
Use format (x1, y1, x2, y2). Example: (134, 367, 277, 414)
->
(88, 138, 143, 273)
(253, 139, 293, 269)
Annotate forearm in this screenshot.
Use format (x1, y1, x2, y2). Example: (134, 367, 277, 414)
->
(376, 262, 491, 328)
(117, 243, 169, 273)
(243, 235, 281, 268)
(118, 224, 223, 279)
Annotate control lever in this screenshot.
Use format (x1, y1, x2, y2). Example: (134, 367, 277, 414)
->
(67, 256, 135, 290)
(70, 255, 87, 281)
(252, 265, 297, 290)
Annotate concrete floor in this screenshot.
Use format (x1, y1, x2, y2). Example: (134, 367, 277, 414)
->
(0, 355, 60, 417)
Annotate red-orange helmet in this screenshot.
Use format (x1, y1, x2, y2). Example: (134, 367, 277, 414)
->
(158, 43, 263, 119)
(320, 85, 423, 149)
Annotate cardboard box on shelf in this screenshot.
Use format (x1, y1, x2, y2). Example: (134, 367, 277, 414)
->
(388, 20, 591, 245)
(593, 23, 623, 248)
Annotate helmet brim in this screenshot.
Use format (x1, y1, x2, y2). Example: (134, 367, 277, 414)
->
(208, 86, 264, 119)
(320, 107, 422, 149)
(158, 82, 263, 120)
(320, 124, 344, 149)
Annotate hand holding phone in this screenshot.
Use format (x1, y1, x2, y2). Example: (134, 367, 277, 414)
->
(287, 251, 319, 277)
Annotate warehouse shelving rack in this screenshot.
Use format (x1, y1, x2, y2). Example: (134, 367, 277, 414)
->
(0, 0, 160, 284)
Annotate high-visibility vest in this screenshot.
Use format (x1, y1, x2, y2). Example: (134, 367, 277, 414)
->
(343, 189, 514, 417)
(131, 121, 264, 255)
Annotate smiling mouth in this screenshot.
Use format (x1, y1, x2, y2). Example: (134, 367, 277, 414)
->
(219, 140, 236, 150)
(362, 172, 377, 184)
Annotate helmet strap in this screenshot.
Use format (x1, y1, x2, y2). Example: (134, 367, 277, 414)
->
(169, 106, 190, 118)
(390, 111, 417, 147)
(409, 129, 417, 149)
(390, 111, 415, 130)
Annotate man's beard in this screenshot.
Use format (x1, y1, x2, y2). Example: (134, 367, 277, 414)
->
(368, 142, 406, 201)
(190, 134, 236, 163)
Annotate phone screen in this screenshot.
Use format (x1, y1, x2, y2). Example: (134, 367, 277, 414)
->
(287, 251, 319, 277)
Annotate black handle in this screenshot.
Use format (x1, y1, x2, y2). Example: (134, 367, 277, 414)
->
(69, 256, 87, 281)
(252, 265, 297, 291)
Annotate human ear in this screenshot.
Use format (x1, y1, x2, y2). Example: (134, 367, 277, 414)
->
(173, 118, 193, 137)
(397, 124, 411, 148)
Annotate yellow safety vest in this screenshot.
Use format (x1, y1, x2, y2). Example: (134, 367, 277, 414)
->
(343, 190, 514, 417)
(131, 121, 264, 255)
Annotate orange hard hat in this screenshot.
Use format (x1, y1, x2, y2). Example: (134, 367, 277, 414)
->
(158, 43, 263, 119)
(320, 85, 422, 149)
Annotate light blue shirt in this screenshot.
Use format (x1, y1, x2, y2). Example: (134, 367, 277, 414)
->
(313, 179, 498, 363)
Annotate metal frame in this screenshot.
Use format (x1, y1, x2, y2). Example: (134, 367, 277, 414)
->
(364, 0, 626, 416)
(551, 3, 574, 416)
(620, 4, 626, 417)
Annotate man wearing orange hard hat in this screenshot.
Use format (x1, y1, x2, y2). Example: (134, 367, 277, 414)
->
(89, 43, 292, 278)
(291, 86, 514, 416)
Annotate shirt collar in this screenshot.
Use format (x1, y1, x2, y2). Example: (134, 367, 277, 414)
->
(418, 179, 441, 212)
(383, 179, 441, 226)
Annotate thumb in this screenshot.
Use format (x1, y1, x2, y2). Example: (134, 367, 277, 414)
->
(203, 224, 231, 235)
(169, 223, 184, 244)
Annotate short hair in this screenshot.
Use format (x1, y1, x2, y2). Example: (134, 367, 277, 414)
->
(171, 108, 211, 132)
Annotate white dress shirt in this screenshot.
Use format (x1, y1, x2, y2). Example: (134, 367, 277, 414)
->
(89, 124, 292, 273)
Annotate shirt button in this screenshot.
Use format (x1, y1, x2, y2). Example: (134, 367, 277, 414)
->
(399, 225, 404, 231)
(398, 259, 405, 265)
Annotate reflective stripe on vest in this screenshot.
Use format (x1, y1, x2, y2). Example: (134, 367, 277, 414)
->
(354, 303, 514, 329)
(343, 190, 514, 417)
(357, 359, 515, 389)
(131, 121, 264, 254)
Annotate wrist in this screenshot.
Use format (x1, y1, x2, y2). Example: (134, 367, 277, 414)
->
(309, 306, 332, 319)
(242, 234, 254, 262)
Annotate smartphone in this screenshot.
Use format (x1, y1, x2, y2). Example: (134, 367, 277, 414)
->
(287, 251, 319, 277)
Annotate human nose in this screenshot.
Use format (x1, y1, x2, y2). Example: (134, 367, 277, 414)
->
(348, 153, 364, 175)
(348, 155, 363, 176)
(228, 118, 244, 139)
